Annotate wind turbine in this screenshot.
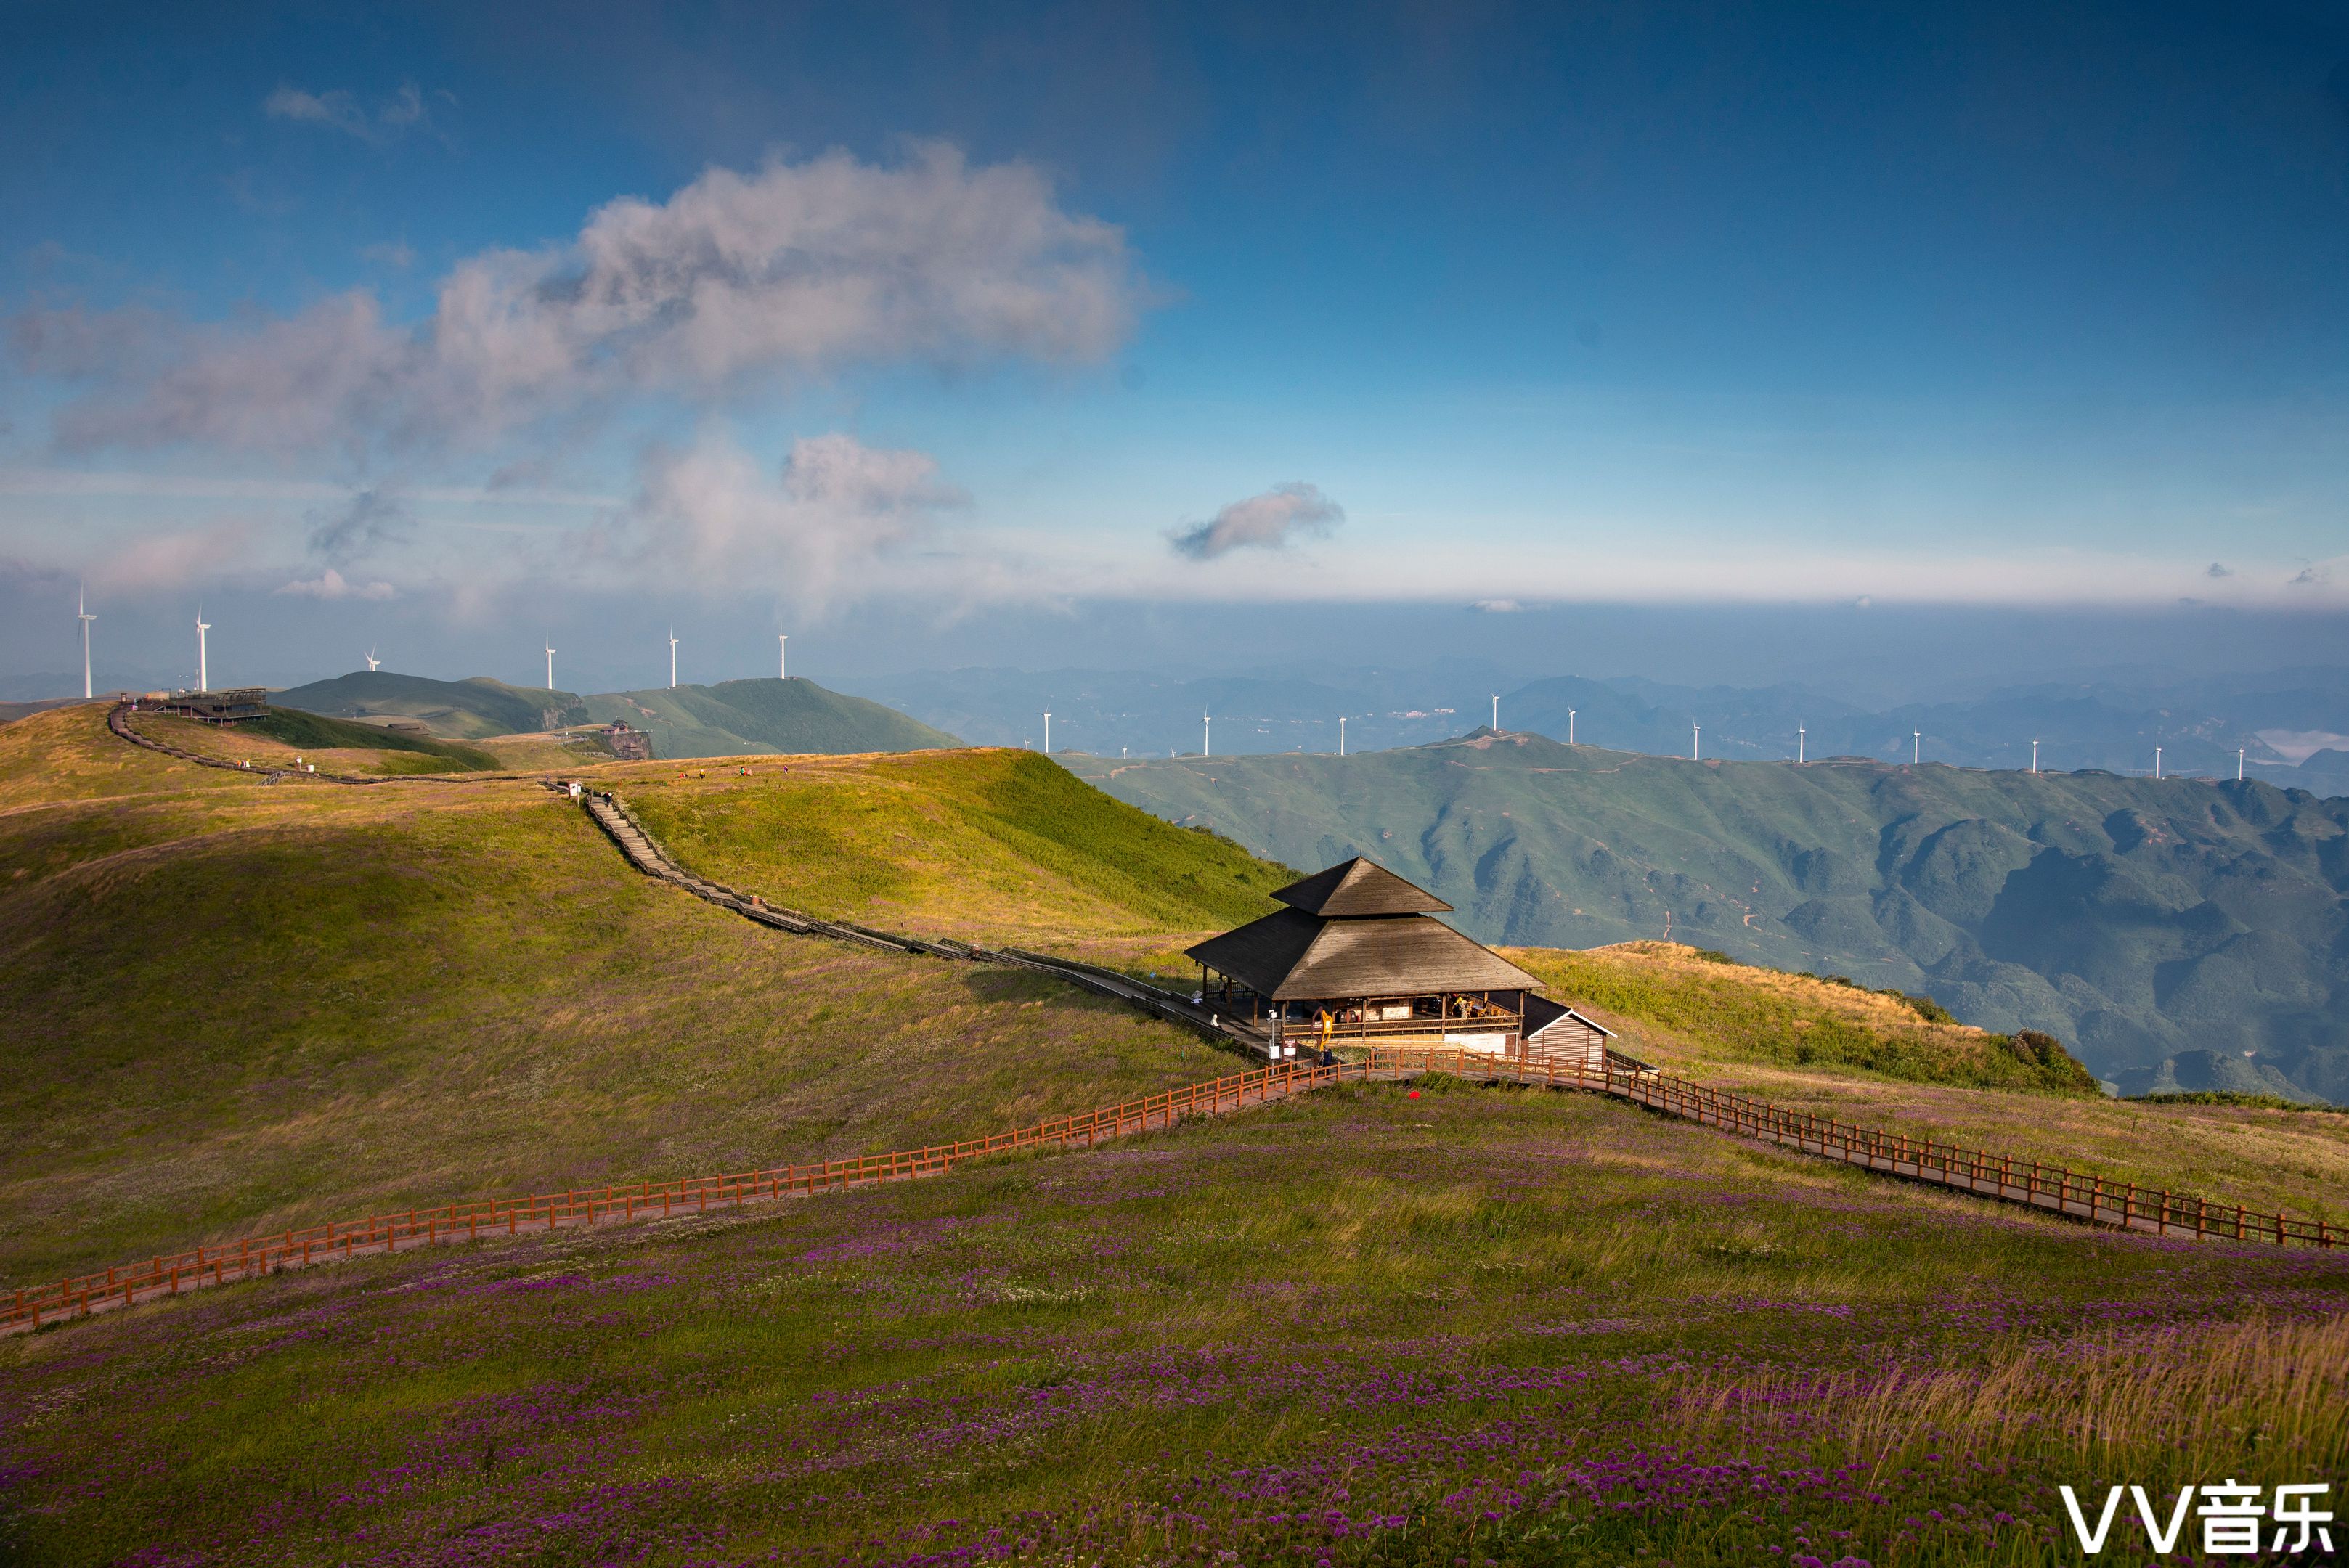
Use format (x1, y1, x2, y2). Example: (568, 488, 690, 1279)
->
(1691, 723, 1700, 761)
(1043, 711, 1052, 754)
(668, 629, 679, 690)
(1913, 731, 1921, 765)
(1491, 693, 1499, 731)
(2031, 739, 2040, 774)
(365, 648, 381, 673)
(76, 584, 95, 701)
(1202, 712, 1212, 759)
(1339, 716, 1346, 756)
(544, 640, 556, 691)
(2154, 746, 2163, 780)
(1797, 725, 1806, 764)
(2238, 747, 2245, 782)
(778, 634, 788, 680)
(1568, 708, 1576, 745)
(195, 607, 211, 693)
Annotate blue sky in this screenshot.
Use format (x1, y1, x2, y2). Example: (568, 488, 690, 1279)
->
(5, 1, 2349, 690)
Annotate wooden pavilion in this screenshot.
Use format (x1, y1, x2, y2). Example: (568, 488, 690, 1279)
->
(1186, 857, 1616, 1062)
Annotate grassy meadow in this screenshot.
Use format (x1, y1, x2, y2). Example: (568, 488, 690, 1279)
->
(619, 748, 1297, 944)
(4, 705, 2348, 1563)
(0, 709, 1240, 1284)
(0, 1079, 2342, 1565)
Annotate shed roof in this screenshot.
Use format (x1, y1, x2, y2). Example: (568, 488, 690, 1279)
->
(1186, 906, 1540, 1000)
(1272, 856, 1452, 916)
(1523, 995, 1615, 1039)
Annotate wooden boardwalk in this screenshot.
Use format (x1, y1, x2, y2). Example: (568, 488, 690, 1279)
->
(30, 712, 2328, 1342)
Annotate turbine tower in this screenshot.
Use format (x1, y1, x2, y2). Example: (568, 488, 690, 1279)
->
(1491, 693, 1499, 731)
(2154, 746, 2163, 780)
(1913, 731, 1921, 765)
(1339, 716, 1346, 756)
(1691, 723, 1700, 761)
(545, 640, 556, 691)
(2031, 738, 2040, 774)
(195, 607, 211, 693)
(1568, 708, 1576, 745)
(668, 629, 679, 690)
(2238, 747, 2245, 782)
(76, 584, 95, 701)
(1043, 711, 1052, 754)
(1797, 725, 1806, 764)
(365, 648, 380, 673)
(1202, 712, 1211, 759)
(778, 634, 788, 680)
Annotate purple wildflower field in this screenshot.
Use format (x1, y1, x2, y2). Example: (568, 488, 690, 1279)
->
(1, 1079, 2342, 1566)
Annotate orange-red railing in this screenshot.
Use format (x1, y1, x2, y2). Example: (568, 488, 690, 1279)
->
(1, 1058, 1340, 1334)
(9, 1048, 2337, 1336)
(1355, 1046, 2345, 1250)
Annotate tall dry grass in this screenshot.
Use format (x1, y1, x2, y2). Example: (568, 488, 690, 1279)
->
(1670, 1312, 2349, 1479)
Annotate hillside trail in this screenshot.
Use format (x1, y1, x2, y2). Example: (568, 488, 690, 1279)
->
(25, 709, 2337, 1337)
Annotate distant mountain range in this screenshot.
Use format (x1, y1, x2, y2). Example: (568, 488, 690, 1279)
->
(842, 662, 2349, 796)
(272, 671, 957, 757)
(1069, 732, 2349, 1104)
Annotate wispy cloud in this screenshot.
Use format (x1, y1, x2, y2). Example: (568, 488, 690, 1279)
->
(276, 568, 396, 600)
(264, 81, 449, 148)
(306, 487, 410, 563)
(609, 429, 965, 611)
(1168, 482, 1343, 560)
(15, 144, 1140, 460)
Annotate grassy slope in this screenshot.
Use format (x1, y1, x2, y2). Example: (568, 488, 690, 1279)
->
(1515, 941, 2096, 1093)
(615, 749, 2349, 1225)
(1069, 735, 2349, 1101)
(245, 706, 502, 770)
(621, 747, 1294, 945)
(0, 1082, 2342, 1566)
(272, 671, 587, 738)
(1524, 945, 2349, 1222)
(0, 711, 1238, 1283)
(582, 677, 960, 759)
(123, 709, 508, 777)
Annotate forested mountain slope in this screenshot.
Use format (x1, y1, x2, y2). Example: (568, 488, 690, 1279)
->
(1071, 730, 2349, 1101)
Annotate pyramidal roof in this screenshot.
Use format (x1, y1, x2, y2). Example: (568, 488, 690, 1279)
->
(1271, 857, 1452, 917)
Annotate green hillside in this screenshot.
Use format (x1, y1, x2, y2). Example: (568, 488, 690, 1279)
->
(1070, 731, 2349, 1103)
(581, 676, 959, 757)
(4, 703, 2348, 1565)
(245, 706, 501, 769)
(3, 1080, 2342, 1567)
(0, 709, 1236, 1283)
(273, 671, 587, 738)
(621, 747, 1293, 945)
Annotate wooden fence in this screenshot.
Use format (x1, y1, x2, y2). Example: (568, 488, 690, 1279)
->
(0, 1058, 1338, 1335)
(1356, 1047, 2345, 1249)
(9, 1047, 2339, 1337)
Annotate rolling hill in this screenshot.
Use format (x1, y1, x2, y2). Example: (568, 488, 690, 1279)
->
(579, 676, 958, 756)
(1070, 730, 2349, 1103)
(272, 670, 589, 737)
(274, 670, 961, 758)
(3, 703, 2345, 1564)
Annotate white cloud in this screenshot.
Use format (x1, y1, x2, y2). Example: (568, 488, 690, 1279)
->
(1469, 598, 1526, 613)
(264, 82, 444, 148)
(86, 522, 256, 594)
(17, 144, 1139, 457)
(276, 568, 396, 600)
(1168, 482, 1343, 560)
(614, 429, 965, 609)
